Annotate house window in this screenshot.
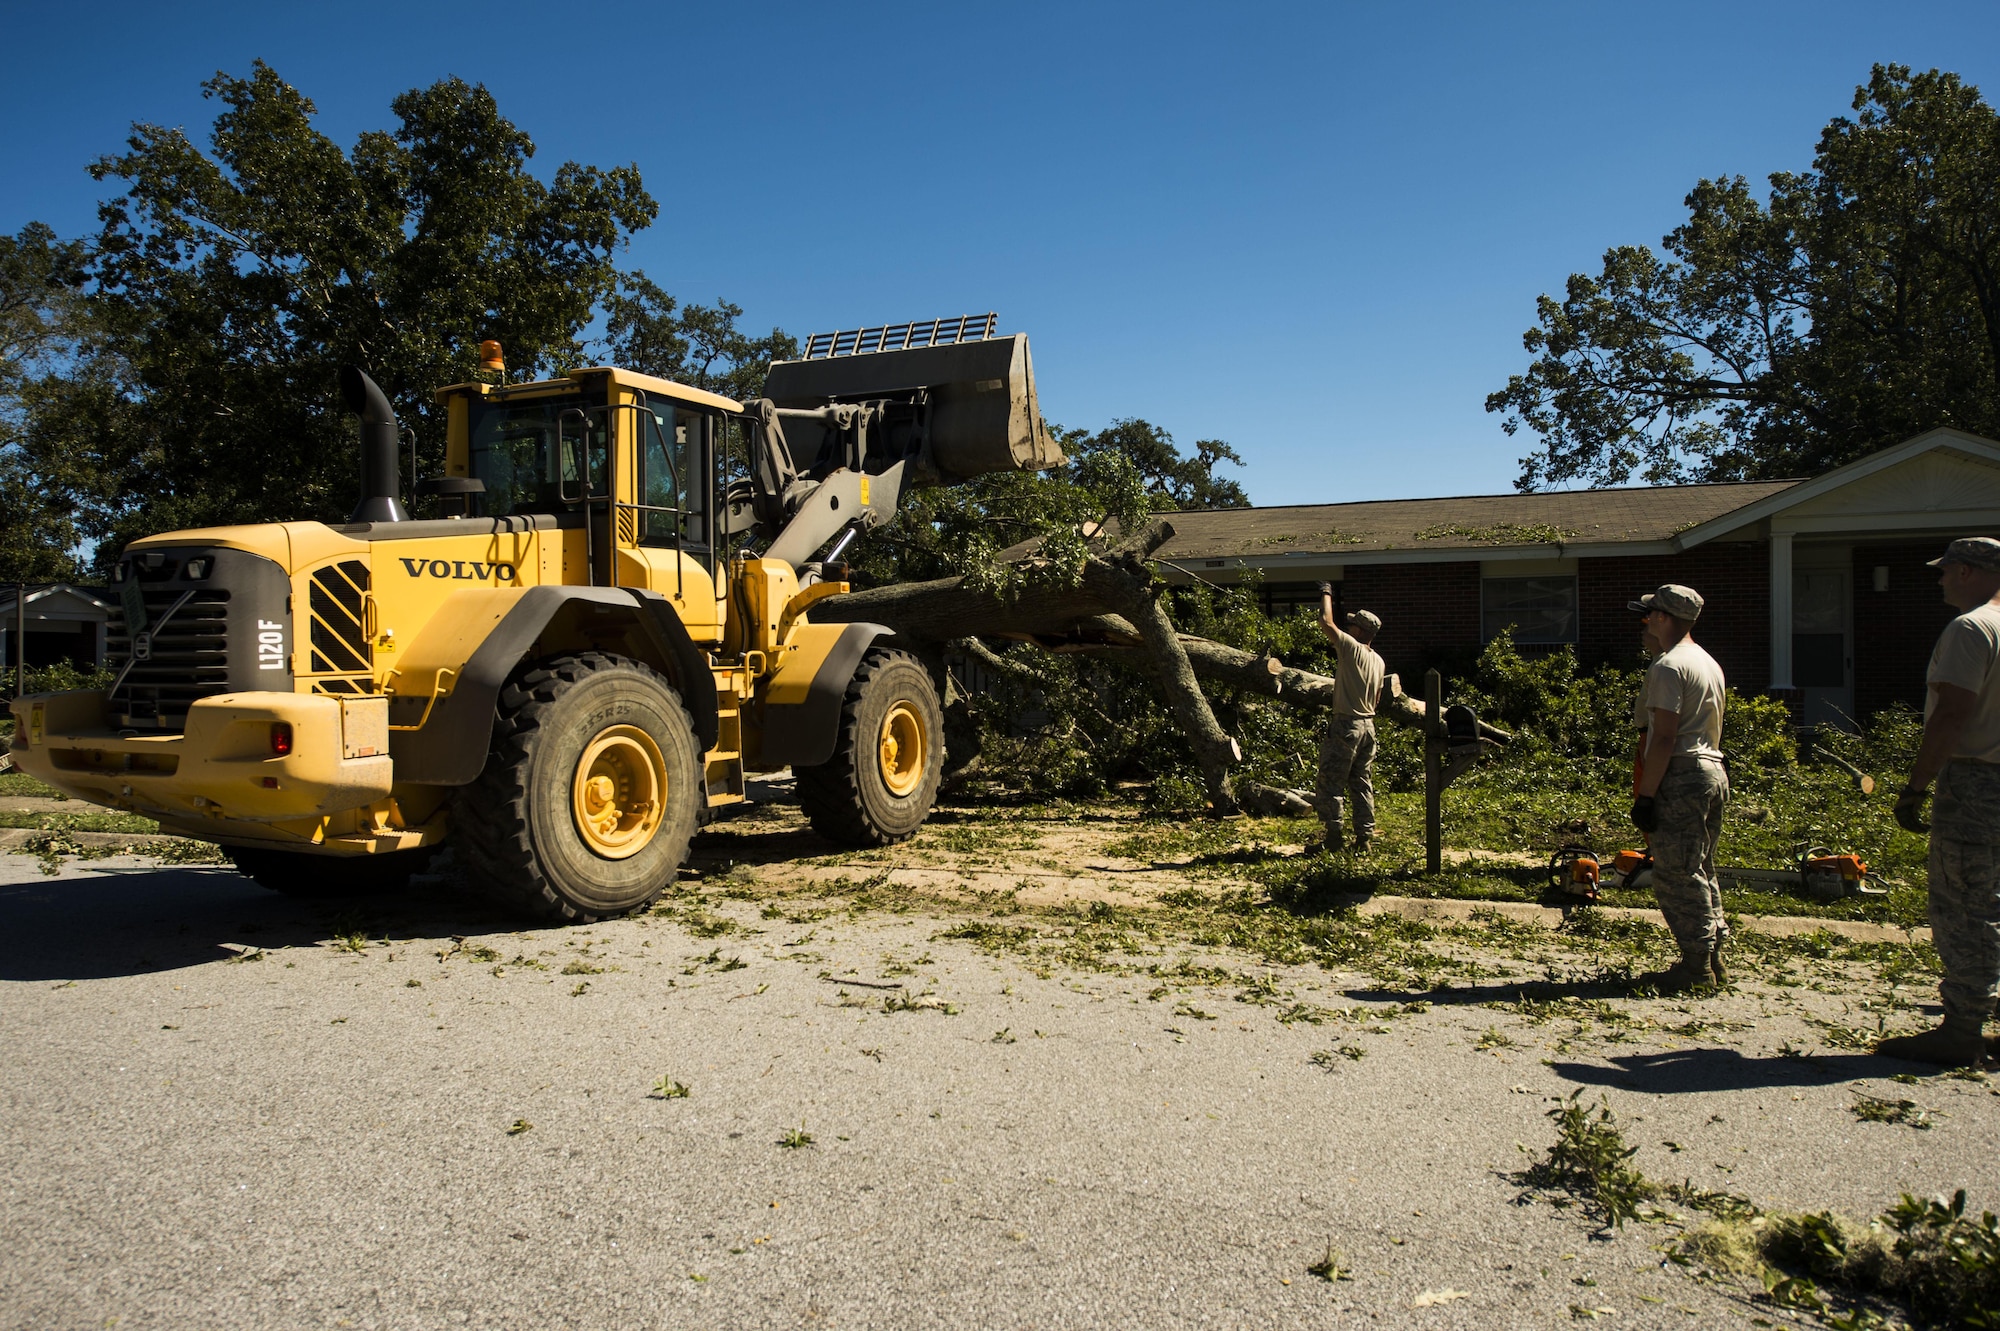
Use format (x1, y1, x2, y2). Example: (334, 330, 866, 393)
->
(1482, 575, 1577, 644)
(1263, 581, 1336, 619)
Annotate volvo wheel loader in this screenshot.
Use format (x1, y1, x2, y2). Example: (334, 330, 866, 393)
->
(7, 315, 1062, 922)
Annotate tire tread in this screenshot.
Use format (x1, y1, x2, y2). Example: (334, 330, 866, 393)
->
(796, 648, 942, 847)
(451, 651, 700, 924)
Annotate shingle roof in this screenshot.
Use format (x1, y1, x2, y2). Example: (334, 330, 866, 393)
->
(1151, 480, 1802, 560)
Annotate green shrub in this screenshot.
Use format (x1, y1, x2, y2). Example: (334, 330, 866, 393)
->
(958, 592, 1933, 904)
(12, 659, 114, 696)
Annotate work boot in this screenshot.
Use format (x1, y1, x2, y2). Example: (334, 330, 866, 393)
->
(1644, 952, 1713, 995)
(1353, 834, 1373, 854)
(1708, 943, 1729, 987)
(1877, 1019, 1985, 1068)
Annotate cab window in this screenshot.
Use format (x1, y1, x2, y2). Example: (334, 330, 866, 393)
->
(638, 402, 703, 545)
(468, 393, 606, 516)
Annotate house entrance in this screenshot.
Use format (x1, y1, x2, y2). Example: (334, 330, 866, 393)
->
(1793, 551, 1853, 730)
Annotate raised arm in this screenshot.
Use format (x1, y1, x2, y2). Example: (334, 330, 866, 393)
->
(1317, 582, 1355, 651)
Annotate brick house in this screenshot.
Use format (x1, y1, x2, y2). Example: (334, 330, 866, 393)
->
(0, 584, 114, 685)
(1152, 428, 2000, 729)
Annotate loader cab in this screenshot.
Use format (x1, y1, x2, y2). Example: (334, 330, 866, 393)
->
(437, 367, 744, 585)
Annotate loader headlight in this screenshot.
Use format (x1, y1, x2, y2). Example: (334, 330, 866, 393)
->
(184, 557, 212, 580)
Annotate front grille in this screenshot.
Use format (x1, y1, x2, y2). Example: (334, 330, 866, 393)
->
(105, 545, 293, 731)
(108, 589, 232, 726)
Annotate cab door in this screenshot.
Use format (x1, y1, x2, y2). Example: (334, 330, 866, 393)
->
(616, 394, 721, 634)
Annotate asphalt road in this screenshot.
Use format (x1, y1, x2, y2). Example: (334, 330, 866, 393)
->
(2, 852, 1994, 1330)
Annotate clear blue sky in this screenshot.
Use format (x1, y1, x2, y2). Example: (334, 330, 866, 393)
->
(2, 1, 1993, 504)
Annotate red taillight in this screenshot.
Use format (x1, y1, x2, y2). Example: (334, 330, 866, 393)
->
(269, 723, 293, 757)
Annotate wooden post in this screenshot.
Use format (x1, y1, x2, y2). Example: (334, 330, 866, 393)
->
(1424, 667, 1443, 874)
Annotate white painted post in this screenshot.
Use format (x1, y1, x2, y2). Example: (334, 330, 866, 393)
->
(1769, 530, 1794, 690)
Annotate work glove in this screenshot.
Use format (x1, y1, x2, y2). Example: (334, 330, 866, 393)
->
(1894, 785, 1930, 835)
(1316, 582, 1334, 597)
(1629, 796, 1659, 834)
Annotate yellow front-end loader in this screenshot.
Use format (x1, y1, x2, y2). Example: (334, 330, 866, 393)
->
(8, 315, 1061, 921)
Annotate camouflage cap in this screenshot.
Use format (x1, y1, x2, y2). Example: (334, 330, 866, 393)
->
(1347, 609, 1382, 632)
(1927, 537, 2000, 571)
(1627, 584, 1704, 621)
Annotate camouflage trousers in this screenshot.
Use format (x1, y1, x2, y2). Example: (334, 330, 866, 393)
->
(1927, 760, 2000, 1027)
(1650, 757, 1729, 958)
(1317, 718, 1376, 843)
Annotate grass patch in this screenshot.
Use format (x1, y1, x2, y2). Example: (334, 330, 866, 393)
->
(143, 838, 228, 864)
(679, 908, 741, 937)
(0, 771, 61, 798)
(1850, 1095, 1936, 1130)
(1515, 1089, 1999, 1324)
(882, 992, 959, 1015)
(1513, 1089, 1658, 1230)
(1306, 1241, 1352, 1281)
(0, 809, 159, 833)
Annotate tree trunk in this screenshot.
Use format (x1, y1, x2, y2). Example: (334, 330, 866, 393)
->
(813, 535, 1505, 810)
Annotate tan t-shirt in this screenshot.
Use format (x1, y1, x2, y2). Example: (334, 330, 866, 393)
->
(1926, 601, 2000, 763)
(1643, 638, 1726, 761)
(1330, 627, 1384, 720)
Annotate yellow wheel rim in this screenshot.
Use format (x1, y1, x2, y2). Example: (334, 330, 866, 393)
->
(877, 702, 927, 798)
(571, 724, 667, 860)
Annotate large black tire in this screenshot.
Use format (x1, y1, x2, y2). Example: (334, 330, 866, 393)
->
(451, 652, 703, 924)
(796, 648, 944, 847)
(227, 845, 436, 899)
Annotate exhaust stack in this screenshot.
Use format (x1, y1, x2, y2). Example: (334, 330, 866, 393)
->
(340, 365, 409, 524)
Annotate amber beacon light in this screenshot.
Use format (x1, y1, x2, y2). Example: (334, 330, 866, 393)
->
(478, 340, 505, 375)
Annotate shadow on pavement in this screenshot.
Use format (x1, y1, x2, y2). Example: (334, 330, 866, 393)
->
(2, 781, 824, 983)
(688, 823, 830, 867)
(1344, 976, 1643, 1006)
(1547, 1047, 1909, 1093)
(0, 861, 516, 983)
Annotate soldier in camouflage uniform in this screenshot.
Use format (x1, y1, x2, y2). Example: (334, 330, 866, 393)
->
(1628, 584, 1729, 992)
(1315, 585, 1384, 853)
(1880, 537, 2000, 1068)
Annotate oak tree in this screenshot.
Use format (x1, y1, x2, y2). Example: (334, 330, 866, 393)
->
(1491, 65, 2000, 489)
(39, 61, 657, 566)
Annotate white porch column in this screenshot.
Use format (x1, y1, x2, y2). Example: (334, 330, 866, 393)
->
(1769, 530, 1794, 690)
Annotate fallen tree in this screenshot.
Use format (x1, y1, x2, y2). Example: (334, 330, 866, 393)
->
(816, 518, 1507, 813)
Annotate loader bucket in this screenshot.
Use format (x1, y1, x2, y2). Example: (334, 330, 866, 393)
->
(763, 331, 1063, 482)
